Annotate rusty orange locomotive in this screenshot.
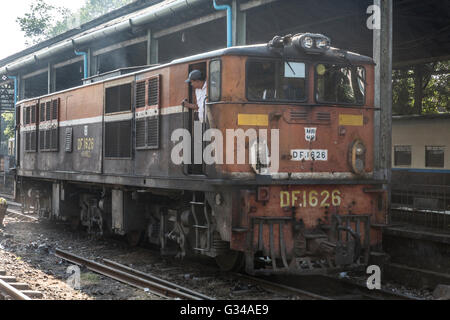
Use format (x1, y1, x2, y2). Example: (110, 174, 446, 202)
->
(16, 33, 386, 275)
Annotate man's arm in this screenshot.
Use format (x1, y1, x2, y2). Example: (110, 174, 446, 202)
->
(181, 99, 198, 110)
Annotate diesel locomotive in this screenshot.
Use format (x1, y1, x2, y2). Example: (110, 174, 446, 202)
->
(15, 33, 387, 275)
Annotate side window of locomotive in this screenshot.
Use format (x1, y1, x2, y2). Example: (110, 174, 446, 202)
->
(316, 64, 366, 105)
(105, 83, 132, 113)
(209, 60, 221, 102)
(247, 60, 307, 102)
(105, 83, 133, 158)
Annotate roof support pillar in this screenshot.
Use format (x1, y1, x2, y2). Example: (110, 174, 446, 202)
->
(373, 0, 393, 226)
(373, 0, 393, 183)
(48, 63, 55, 94)
(232, 0, 247, 46)
(17, 74, 24, 101)
(147, 29, 159, 65)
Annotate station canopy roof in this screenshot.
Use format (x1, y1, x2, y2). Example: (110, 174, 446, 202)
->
(0, 0, 448, 75)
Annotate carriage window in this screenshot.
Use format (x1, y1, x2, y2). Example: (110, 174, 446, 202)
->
(209, 60, 221, 102)
(394, 145, 411, 166)
(316, 64, 365, 105)
(425, 146, 444, 168)
(247, 60, 307, 102)
(105, 83, 132, 113)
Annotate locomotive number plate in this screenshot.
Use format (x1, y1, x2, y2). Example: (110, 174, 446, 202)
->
(291, 149, 328, 161)
(280, 190, 342, 208)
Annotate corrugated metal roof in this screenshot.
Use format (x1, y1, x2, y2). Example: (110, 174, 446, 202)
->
(0, 0, 167, 66)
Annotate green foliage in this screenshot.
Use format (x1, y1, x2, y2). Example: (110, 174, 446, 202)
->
(78, 0, 135, 24)
(422, 61, 449, 114)
(16, 0, 70, 45)
(1, 113, 15, 140)
(17, 0, 134, 45)
(392, 60, 449, 115)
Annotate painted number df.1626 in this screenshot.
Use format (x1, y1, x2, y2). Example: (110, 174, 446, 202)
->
(280, 190, 342, 208)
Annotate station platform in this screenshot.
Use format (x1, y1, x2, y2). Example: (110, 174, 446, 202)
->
(383, 223, 450, 290)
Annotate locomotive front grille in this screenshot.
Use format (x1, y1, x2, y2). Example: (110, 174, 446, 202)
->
(290, 110, 309, 122)
(316, 112, 331, 122)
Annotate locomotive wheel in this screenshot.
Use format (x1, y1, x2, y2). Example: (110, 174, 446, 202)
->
(215, 250, 245, 272)
(127, 230, 143, 247)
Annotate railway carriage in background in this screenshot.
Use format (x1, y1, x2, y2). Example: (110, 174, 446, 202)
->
(15, 33, 387, 275)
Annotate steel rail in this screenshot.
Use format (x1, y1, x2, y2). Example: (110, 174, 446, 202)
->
(6, 208, 38, 222)
(233, 273, 333, 300)
(55, 249, 212, 300)
(0, 278, 32, 300)
(102, 259, 214, 300)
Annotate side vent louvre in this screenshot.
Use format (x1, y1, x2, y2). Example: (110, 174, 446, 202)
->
(65, 127, 73, 153)
(46, 102, 51, 121)
(31, 105, 36, 123)
(39, 130, 45, 150)
(51, 99, 59, 120)
(40, 103, 45, 122)
(148, 77, 159, 106)
(136, 119, 146, 148)
(25, 107, 30, 125)
(135, 74, 161, 151)
(136, 81, 146, 108)
(45, 130, 51, 150)
(25, 132, 30, 151)
(147, 116, 159, 149)
(30, 131, 36, 151)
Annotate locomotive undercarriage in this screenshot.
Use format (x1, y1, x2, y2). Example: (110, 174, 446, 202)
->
(18, 178, 374, 275)
(17, 179, 235, 265)
(244, 214, 371, 276)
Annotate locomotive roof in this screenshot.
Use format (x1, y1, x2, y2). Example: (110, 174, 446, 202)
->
(170, 43, 375, 66)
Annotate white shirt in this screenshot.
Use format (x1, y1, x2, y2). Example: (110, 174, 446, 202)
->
(195, 81, 207, 123)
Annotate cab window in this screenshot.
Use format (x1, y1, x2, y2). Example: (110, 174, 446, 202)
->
(316, 64, 365, 105)
(247, 60, 307, 102)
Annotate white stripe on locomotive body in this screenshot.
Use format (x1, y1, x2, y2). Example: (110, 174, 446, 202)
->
(104, 113, 133, 123)
(20, 105, 187, 132)
(21, 125, 37, 132)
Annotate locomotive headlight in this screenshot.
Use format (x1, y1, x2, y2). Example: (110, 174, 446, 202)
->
(355, 145, 365, 156)
(316, 38, 330, 49)
(293, 33, 331, 54)
(302, 36, 314, 49)
(348, 140, 366, 175)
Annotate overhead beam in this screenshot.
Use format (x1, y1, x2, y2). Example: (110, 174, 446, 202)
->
(154, 0, 277, 41)
(22, 68, 48, 80)
(154, 11, 226, 39)
(240, 0, 278, 11)
(53, 56, 84, 69)
(92, 36, 147, 56)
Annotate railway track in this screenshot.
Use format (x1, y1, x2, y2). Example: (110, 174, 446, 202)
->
(55, 248, 214, 300)
(0, 269, 42, 300)
(6, 208, 38, 222)
(0, 197, 424, 301)
(55, 248, 336, 300)
(263, 274, 422, 300)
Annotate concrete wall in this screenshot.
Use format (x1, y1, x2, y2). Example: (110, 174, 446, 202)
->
(392, 118, 450, 170)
